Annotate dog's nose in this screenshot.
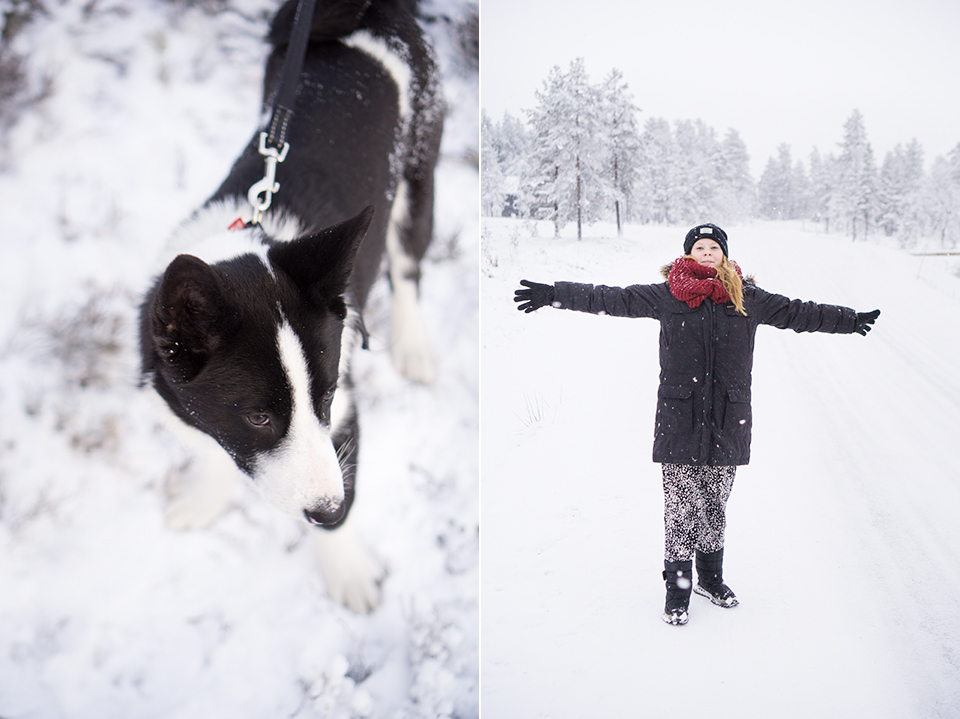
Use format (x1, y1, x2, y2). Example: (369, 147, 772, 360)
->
(303, 503, 346, 527)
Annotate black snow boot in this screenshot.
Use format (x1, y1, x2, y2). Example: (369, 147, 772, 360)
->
(694, 548, 739, 608)
(662, 559, 694, 625)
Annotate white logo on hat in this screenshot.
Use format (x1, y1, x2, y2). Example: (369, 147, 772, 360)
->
(700, 226, 713, 234)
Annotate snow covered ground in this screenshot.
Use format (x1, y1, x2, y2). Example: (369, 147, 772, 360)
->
(481, 218, 960, 717)
(0, 1, 477, 717)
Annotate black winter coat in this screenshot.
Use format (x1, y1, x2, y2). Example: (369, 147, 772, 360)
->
(552, 275, 859, 466)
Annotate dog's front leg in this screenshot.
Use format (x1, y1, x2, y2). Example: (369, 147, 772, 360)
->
(313, 511, 384, 614)
(386, 178, 437, 385)
(163, 424, 238, 530)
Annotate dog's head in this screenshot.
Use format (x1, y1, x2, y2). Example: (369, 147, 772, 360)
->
(144, 207, 373, 526)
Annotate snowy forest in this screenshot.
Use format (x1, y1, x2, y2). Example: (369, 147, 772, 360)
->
(481, 58, 960, 247)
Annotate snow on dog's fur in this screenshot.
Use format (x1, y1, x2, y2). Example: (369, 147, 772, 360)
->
(139, 0, 443, 613)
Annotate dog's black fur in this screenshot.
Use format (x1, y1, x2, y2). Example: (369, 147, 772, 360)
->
(213, 0, 442, 309)
(138, 0, 443, 611)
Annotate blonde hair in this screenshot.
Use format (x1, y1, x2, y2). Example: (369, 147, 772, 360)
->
(684, 254, 747, 315)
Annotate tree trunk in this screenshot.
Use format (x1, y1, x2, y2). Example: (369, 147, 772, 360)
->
(613, 155, 622, 237)
(553, 165, 560, 238)
(576, 154, 582, 241)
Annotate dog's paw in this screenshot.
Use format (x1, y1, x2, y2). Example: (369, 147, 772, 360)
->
(313, 525, 385, 614)
(392, 335, 437, 385)
(163, 464, 235, 531)
(390, 302, 437, 385)
(164, 493, 227, 530)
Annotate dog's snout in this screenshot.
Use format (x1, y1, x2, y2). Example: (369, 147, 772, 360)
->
(303, 502, 347, 527)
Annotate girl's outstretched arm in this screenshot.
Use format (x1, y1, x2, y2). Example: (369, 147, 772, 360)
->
(552, 281, 663, 319)
(514, 278, 662, 318)
(752, 285, 878, 335)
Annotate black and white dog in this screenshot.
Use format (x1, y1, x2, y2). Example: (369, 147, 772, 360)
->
(139, 0, 442, 613)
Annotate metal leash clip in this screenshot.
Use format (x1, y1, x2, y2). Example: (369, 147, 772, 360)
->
(247, 132, 290, 225)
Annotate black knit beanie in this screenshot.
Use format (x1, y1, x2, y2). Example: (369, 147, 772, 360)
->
(683, 223, 728, 257)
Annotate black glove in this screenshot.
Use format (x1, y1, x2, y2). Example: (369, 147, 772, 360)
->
(854, 309, 880, 336)
(514, 280, 555, 313)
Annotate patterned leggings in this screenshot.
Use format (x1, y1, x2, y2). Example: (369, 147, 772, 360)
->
(662, 463, 737, 562)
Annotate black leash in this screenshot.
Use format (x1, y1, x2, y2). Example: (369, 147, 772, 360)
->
(247, 0, 319, 225)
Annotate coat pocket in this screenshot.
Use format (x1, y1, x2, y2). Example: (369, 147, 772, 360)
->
(722, 388, 752, 432)
(656, 385, 694, 436)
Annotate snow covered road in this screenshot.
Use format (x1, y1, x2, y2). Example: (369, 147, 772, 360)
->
(481, 218, 960, 718)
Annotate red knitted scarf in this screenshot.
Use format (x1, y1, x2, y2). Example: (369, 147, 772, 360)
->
(667, 256, 742, 309)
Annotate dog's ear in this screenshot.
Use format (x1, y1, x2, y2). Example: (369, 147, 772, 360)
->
(151, 254, 240, 383)
(269, 206, 374, 315)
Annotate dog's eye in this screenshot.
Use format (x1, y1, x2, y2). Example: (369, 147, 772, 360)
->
(317, 387, 336, 408)
(245, 412, 272, 428)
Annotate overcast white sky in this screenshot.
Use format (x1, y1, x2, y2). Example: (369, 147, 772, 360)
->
(480, 0, 960, 178)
